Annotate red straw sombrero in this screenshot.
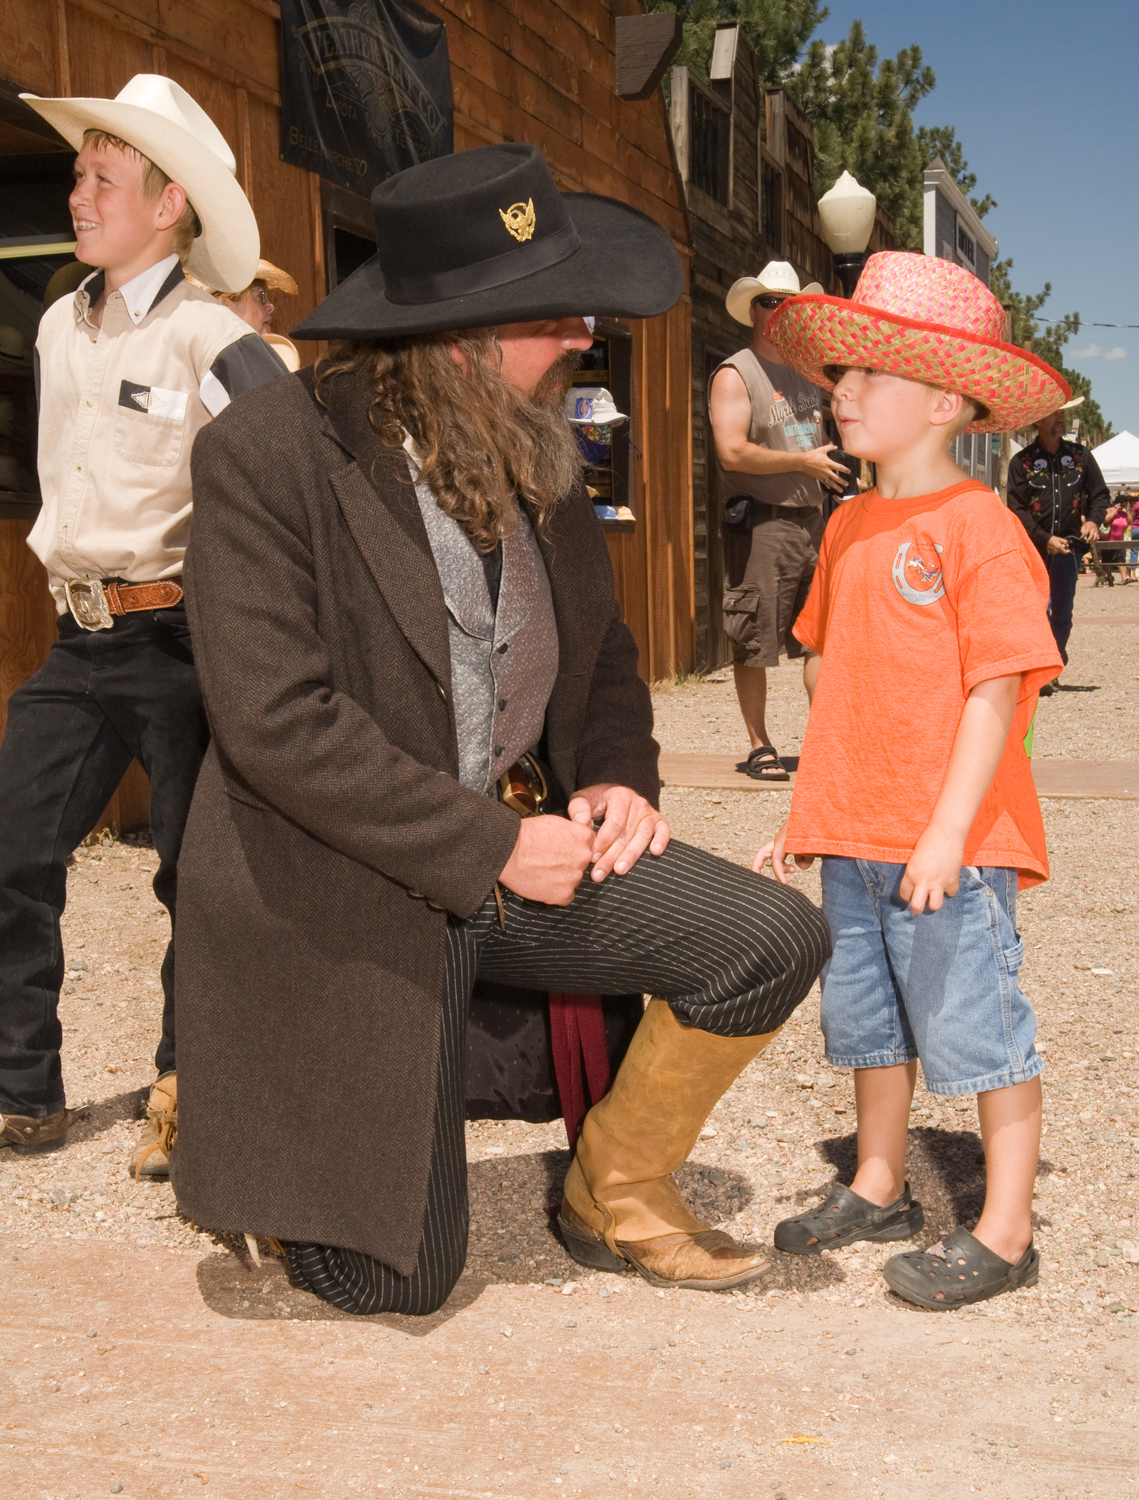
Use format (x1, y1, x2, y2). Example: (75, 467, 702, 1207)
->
(766, 251, 1070, 433)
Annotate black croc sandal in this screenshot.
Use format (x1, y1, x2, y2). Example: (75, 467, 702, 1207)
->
(745, 745, 790, 782)
(774, 1182, 924, 1256)
(882, 1226, 1039, 1310)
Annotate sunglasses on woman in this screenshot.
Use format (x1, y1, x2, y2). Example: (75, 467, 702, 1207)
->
(753, 294, 789, 310)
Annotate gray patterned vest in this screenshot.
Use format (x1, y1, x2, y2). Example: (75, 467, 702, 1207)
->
(410, 462, 559, 794)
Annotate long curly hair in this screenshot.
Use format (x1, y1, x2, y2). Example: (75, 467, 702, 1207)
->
(315, 329, 582, 550)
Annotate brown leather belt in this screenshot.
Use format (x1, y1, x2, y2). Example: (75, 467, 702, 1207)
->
(64, 577, 184, 631)
(748, 501, 823, 521)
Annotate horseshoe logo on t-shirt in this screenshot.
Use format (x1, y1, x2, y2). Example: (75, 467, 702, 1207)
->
(892, 542, 945, 606)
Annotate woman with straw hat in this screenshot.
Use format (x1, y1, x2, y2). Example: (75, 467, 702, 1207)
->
(191, 259, 302, 372)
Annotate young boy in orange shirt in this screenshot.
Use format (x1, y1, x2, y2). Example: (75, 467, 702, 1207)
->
(753, 252, 1065, 1308)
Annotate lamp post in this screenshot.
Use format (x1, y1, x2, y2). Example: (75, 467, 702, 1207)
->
(817, 170, 877, 297)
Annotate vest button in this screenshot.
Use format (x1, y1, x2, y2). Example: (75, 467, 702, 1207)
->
(497, 643, 509, 654)
(498, 699, 507, 711)
(494, 745, 504, 756)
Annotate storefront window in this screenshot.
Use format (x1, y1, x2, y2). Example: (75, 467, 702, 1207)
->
(567, 323, 633, 530)
(0, 151, 77, 515)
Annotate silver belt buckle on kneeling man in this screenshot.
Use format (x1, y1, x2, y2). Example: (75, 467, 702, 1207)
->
(64, 578, 114, 632)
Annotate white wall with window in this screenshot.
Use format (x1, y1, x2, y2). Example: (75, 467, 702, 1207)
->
(923, 160, 1001, 485)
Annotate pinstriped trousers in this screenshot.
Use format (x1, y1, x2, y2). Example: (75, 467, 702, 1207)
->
(285, 838, 830, 1315)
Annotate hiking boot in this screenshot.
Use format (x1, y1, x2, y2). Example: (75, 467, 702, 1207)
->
(129, 1073, 177, 1180)
(0, 1108, 72, 1154)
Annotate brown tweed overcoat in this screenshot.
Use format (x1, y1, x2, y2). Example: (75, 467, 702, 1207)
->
(171, 367, 659, 1273)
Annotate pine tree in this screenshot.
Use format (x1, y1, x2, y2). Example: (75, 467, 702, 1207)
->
(988, 260, 1112, 442)
(787, 22, 934, 249)
(647, 5, 935, 251)
(649, 2, 1112, 439)
(927, 134, 1111, 441)
(644, 0, 827, 87)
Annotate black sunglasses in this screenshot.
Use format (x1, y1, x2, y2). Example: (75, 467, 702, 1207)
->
(753, 294, 789, 310)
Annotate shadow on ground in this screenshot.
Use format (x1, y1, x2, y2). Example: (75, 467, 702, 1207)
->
(812, 1126, 988, 1241)
(68, 1087, 149, 1141)
(807, 1126, 1055, 1242)
(195, 1126, 1053, 1322)
(195, 1244, 488, 1334)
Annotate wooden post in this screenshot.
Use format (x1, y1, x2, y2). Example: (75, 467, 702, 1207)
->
(51, 0, 71, 95)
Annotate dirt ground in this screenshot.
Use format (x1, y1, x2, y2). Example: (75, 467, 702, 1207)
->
(1, 574, 1136, 1498)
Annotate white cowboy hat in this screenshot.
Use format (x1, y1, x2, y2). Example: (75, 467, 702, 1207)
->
(1058, 395, 1085, 412)
(564, 386, 627, 425)
(726, 260, 824, 327)
(20, 74, 259, 294)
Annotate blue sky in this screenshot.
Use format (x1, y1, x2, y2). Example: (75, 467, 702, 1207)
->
(814, 0, 1138, 439)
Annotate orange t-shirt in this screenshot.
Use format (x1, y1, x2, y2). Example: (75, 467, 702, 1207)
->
(785, 481, 1063, 887)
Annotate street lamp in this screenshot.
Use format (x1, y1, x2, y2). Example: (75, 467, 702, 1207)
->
(817, 170, 877, 297)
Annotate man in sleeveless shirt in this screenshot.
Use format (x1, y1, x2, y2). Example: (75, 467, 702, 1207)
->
(709, 262, 848, 780)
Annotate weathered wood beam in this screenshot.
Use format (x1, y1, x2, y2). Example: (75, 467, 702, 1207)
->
(614, 13, 682, 101)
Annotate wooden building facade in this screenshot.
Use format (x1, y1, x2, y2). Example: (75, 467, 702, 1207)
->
(0, 0, 695, 838)
(669, 24, 892, 667)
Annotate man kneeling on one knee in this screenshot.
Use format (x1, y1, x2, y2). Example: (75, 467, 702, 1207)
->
(171, 144, 830, 1315)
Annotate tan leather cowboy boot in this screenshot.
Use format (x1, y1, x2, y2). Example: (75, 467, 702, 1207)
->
(128, 1072, 177, 1180)
(559, 1000, 779, 1290)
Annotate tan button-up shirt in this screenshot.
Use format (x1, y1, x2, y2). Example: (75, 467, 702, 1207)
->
(32, 256, 285, 610)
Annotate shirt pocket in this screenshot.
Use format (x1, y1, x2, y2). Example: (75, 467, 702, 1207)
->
(114, 381, 187, 468)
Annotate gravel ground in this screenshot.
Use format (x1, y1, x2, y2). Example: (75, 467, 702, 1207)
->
(1, 574, 1136, 1474)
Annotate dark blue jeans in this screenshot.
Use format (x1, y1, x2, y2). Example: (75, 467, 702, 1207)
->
(1047, 547, 1080, 666)
(0, 605, 208, 1116)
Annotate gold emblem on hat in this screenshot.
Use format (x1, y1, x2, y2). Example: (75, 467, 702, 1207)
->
(499, 199, 536, 243)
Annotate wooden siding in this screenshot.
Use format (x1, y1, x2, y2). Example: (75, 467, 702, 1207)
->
(2, 0, 694, 720)
(764, 89, 834, 293)
(426, 0, 695, 681)
(673, 46, 893, 668)
(671, 36, 774, 669)
(0, 518, 56, 741)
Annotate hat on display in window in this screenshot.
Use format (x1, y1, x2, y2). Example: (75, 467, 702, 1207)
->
(564, 386, 627, 426)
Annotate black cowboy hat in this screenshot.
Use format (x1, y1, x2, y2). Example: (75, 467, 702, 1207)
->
(292, 142, 683, 341)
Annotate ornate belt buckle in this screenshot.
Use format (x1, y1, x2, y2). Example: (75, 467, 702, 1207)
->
(64, 578, 114, 632)
(498, 752, 549, 818)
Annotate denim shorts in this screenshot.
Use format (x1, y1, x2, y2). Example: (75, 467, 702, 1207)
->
(819, 858, 1043, 1096)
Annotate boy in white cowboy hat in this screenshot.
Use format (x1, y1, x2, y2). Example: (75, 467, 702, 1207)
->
(711, 260, 850, 782)
(0, 76, 286, 1178)
(753, 251, 1066, 1310)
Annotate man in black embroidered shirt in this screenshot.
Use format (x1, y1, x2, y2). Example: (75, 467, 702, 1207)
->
(1007, 400, 1109, 689)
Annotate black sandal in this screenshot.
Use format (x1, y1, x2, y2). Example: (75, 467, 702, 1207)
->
(882, 1226, 1039, 1310)
(774, 1182, 924, 1255)
(745, 745, 790, 782)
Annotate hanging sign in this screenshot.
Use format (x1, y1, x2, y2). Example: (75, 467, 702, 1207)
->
(279, 0, 453, 198)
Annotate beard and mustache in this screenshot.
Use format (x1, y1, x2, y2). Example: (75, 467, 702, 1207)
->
(319, 332, 587, 551)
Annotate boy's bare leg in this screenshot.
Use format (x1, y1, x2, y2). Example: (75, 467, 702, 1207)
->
(733, 663, 770, 750)
(972, 1076, 1041, 1263)
(848, 1061, 918, 1205)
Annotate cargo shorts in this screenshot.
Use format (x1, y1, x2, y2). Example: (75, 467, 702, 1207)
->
(721, 507, 824, 668)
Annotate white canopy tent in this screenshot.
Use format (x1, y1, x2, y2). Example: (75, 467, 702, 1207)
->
(1091, 430, 1139, 488)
